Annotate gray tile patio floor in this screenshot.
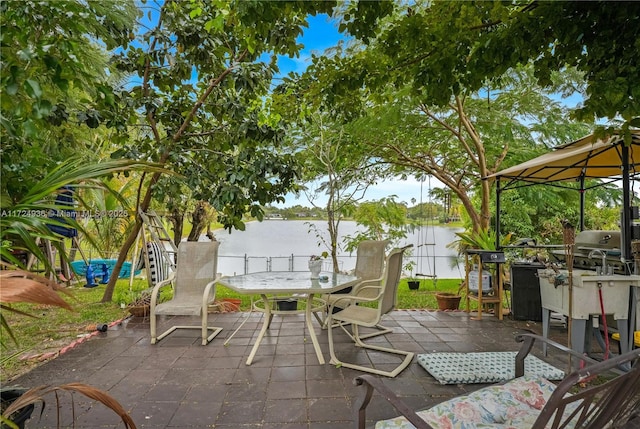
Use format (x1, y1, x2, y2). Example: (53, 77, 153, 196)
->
(7, 309, 613, 428)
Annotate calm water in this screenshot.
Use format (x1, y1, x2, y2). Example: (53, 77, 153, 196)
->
(211, 220, 464, 279)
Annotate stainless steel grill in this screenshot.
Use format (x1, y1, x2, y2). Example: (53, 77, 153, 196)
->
(549, 230, 625, 274)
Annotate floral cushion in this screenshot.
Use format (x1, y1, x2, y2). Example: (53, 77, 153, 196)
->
(375, 376, 560, 429)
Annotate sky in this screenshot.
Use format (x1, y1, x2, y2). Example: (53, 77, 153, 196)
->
(271, 14, 436, 208)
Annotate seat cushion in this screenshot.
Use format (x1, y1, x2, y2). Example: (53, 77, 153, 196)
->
(375, 376, 557, 429)
(155, 299, 203, 316)
(332, 305, 379, 326)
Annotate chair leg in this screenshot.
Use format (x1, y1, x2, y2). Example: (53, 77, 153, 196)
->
(335, 320, 392, 341)
(355, 324, 393, 340)
(328, 320, 414, 378)
(151, 313, 222, 345)
(201, 312, 223, 345)
(313, 309, 326, 327)
(153, 325, 222, 345)
(150, 312, 158, 344)
(224, 312, 252, 346)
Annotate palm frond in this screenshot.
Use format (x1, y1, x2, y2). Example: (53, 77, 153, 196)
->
(0, 265, 74, 347)
(2, 383, 136, 429)
(0, 270, 73, 310)
(1, 158, 169, 272)
(14, 159, 165, 207)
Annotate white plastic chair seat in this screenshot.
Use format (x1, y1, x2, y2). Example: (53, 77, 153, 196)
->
(331, 305, 379, 326)
(154, 298, 209, 316)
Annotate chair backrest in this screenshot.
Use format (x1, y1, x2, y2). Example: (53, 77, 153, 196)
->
(174, 241, 219, 300)
(378, 245, 412, 315)
(532, 348, 640, 429)
(354, 240, 389, 280)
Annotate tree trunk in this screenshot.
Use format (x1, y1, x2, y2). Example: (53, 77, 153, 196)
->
(327, 208, 340, 273)
(169, 208, 184, 248)
(102, 218, 142, 302)
(187, 201, 208, 241)
(101, 171, 161, 302)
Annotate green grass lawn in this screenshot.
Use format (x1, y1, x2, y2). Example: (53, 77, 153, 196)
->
(1, 275, 501, 382)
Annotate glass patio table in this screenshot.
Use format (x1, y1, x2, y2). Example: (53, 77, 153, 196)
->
(218, 271, 360, 365)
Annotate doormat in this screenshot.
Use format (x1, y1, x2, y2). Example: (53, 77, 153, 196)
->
(417, 351, 564, 385)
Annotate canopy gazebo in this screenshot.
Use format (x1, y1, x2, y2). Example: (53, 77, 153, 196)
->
(487, 130, 640, 266)
(487, 130, 640, 355)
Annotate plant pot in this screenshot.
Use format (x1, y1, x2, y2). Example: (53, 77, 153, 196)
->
(407, 280, 420, 290)
(436, 292, 461, 311)
(127, 304, 150, 317)
(221, 298, 241, 311)
(1, 389, 34, 429)
(276, 299, 298, 311)
(308, 260, 322, 279)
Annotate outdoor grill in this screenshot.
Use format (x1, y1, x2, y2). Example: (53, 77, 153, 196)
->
(549, 230, 626, 274)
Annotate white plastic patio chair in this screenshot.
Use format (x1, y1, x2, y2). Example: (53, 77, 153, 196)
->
(150, 241, 223, 345)
(327, 245, 414, 377)
(320, 240, 391, 339)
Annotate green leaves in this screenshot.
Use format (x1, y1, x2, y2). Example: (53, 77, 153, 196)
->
(451, 229, 513, 253)
(204, 15, 225, 33)
(1, 0, 140, 194)
(0, 158, 165, 270)
(31, 100, 52, 119)
(23, 79, 42, 99)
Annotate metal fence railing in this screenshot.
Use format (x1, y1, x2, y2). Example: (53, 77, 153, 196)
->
(217, 254, 464, 279)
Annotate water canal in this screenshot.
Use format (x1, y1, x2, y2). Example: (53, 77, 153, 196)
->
(212, 220, 464, 279)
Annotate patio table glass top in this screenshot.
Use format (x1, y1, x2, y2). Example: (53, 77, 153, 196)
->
(218, 271, 360, 295)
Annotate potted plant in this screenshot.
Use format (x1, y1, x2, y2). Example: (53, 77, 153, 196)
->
(435, 289, 463, 311)
(126, 290, 153, 317)
(403, 259, 420, 290)
(308, 252, 327, 279)
(446, 228, 514, 312)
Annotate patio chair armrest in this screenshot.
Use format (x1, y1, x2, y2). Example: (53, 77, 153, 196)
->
(353, 375, 434, 429)
(153, 273, 176, 290)
(328, 292, 379, 313)
(353, 283, 383, 297)
(150, 272, 176, 306)
(202, 273, 222, 308)
(352, 277, 384, 293)
(513, 333, 599, 377)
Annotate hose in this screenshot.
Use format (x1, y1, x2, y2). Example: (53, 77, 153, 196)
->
(597, 283, 610, 360)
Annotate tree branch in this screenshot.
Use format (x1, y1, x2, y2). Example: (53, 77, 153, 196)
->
(419, 101, 477, 165)
(454, 96, 484, 171)
(467, 1, 538, 30)
(182, 129, 222, 138)
(173, 49, 249, 143)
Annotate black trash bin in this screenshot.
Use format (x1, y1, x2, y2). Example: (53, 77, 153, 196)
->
(510, 263, 544, 321)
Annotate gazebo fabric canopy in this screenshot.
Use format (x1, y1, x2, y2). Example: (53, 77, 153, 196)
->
(486, 130, 640, 187)
(487, 130, 640, 265)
